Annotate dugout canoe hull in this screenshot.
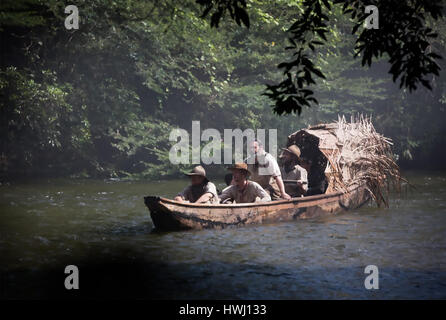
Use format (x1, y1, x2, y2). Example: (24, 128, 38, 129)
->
(144, 184, 370, 231)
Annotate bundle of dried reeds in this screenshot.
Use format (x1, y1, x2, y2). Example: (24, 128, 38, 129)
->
(324, 115, 403, 207)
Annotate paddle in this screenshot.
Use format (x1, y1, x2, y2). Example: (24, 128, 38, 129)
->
(283, 179, 307, 185)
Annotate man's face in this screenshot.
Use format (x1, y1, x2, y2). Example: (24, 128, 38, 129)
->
(232, 169, 247, 185)
(281, 152, 292, 164)
(191, 175, 205, 186)
(250, 141, 261, 155)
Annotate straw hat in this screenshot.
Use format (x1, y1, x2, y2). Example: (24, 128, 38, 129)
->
(185, 165, 207, 179)
(279, 145, 301, 159)
(227, 163, 250, 175)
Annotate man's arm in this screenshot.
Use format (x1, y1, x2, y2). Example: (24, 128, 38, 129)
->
(250, 181, 271, 202)
(174, 195, 184, 202)
(198, 182, 219, 203)
(219, 187, 233, 203)
(255, 184, 271, 202)
(195, 192, 213, 203)
(267, 153, 291, 200)
(174, 186, 190, 202)
(275, 175, 291, 200)
(297, 167, 308, 193)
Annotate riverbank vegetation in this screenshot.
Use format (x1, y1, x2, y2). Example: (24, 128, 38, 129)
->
(1, 0, 445, 181)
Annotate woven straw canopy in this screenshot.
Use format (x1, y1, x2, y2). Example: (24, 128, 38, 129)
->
(287, 115, 403, 206)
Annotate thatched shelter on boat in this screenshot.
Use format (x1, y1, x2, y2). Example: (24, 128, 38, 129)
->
(144, 116, 402, 231)
(287, 115, 402, 206)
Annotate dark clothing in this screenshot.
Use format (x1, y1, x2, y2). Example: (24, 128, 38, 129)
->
(306, 168, 328, 196)
(177, 181, 219, 203)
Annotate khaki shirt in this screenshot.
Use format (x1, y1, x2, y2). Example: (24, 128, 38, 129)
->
(280, 164, 308, 196)
(219, 181, 271, 203)
(177, 182, 219, 203)
(246, 151, 282, 199)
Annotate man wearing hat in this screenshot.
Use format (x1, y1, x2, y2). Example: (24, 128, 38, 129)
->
(174, 165, 219, 204)
(219, 163, 271, 203)
(279, 145, 308, 197)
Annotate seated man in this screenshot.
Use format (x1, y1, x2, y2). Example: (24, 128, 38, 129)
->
(279, 145, 308, 197)
(219, 163, 271, 204)
(174, 165, 219, 204)
(300, 157, 328, 196)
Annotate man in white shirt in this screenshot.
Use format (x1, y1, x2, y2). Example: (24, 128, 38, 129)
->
(245, 140, 291, 200)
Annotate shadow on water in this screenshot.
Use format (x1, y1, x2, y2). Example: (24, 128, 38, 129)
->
(2, 252, 446, 300)
(106, 222, 154, 236)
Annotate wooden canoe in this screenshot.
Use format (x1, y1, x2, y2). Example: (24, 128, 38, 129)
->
(144, 184, 370, 231)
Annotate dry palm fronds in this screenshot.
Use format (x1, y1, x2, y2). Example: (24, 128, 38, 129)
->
(324, 115, 404, 207)
(289, 115, 404, 207)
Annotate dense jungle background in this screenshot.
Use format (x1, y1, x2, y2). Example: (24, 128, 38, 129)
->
(1, 0, 445, 181)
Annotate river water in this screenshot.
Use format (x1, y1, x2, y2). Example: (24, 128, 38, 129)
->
(1, 171, 445, 299)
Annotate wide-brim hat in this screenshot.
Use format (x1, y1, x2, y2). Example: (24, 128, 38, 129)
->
(227, 163, 250, 175)
(185, 165, 207, 180)
(279, 144, 301, 159)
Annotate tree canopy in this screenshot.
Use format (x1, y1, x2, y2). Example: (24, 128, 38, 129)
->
(1, 0, 445, 180)
(197, 0, 444, 114)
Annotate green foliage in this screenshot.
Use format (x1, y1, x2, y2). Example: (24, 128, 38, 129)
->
(109, 119, 181, 178)
(198, 0, 444, 114)
(0, 0, 47, 29)
(1, 0, 445, 180)
(0, 67, 78, 175)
